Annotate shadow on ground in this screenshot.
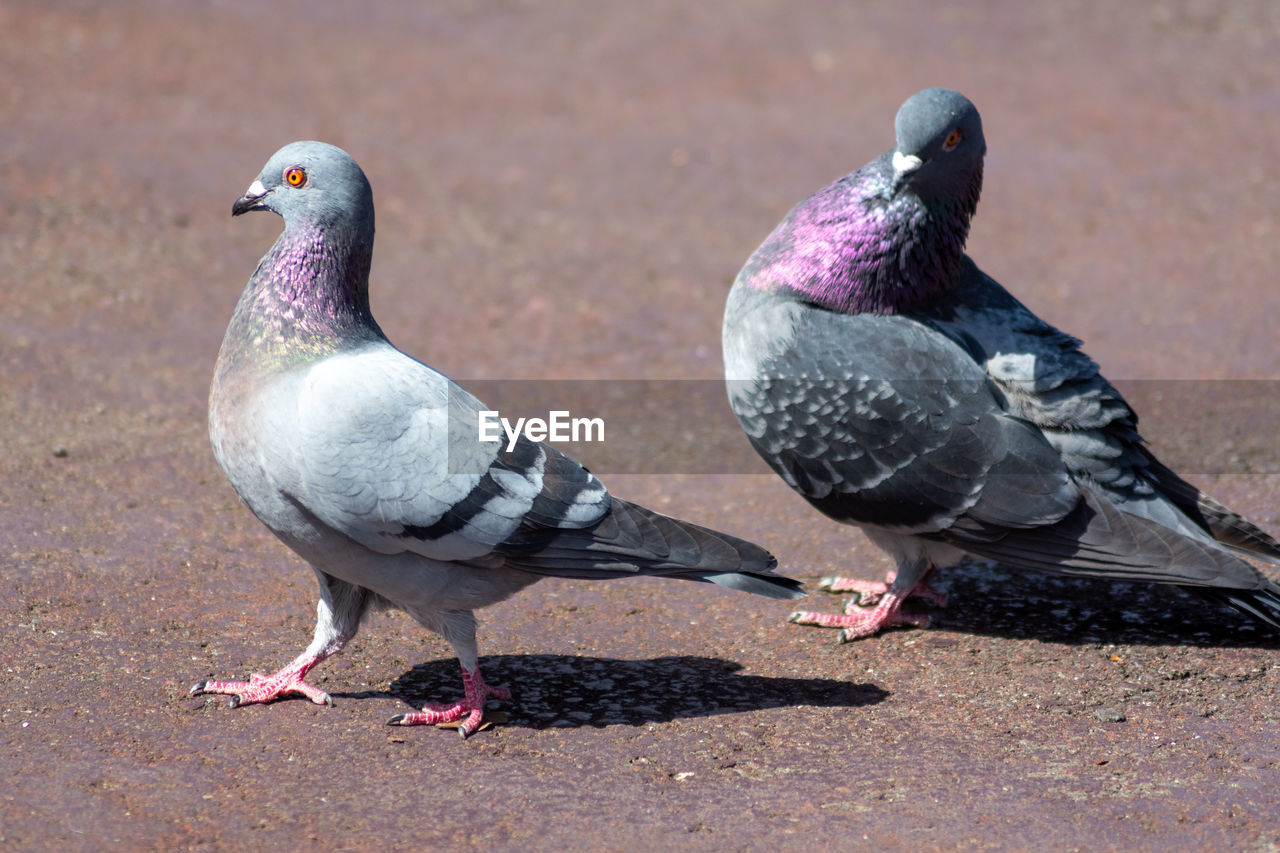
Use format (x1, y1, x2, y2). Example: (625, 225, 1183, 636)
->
(845, 559, 1280, 649)
(366, 654, 887, 729)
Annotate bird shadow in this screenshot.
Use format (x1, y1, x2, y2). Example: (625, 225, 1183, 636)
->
(341, 654, 886, 730)
(890, 559, 1280, 649)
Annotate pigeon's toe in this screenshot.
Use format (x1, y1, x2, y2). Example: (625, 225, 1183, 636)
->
(389, 665, 509, 736)
(819, 575, 892, 604)
(791, 584, 931, 640)
(190, 654, 334, 708)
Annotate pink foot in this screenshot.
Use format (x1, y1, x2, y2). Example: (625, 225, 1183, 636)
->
(190, 653, 333, 708)
(387, 665, 510, 737)
(819, 570, 949, 607)
(819, 574, 892, 604)
(791, 587, 930, 640)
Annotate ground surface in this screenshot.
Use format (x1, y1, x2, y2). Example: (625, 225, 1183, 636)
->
(3, 1, 1280, 850)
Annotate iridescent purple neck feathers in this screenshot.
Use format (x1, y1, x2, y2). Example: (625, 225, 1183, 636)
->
(738, 154, 982, 315)
(220, 220, 383, 374)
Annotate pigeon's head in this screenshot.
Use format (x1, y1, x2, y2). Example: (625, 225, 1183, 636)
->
(889, 88, 985, 200)
(233, 141, 374, 236)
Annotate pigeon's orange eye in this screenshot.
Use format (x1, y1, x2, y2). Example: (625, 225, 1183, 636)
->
(942, 130, 963, 151)
(284, 167, 307, 187)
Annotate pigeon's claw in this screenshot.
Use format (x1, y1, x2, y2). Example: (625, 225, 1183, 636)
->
(815, 569, 948, 609)
(387, 699, 481, 731)
(817, 574, 893, 604)
(836, 599, 931, 642)
(387, 665, 509, 737)
(190, 655, 333, 708)
(791, 587, 931, 639)
(792, 568, 947, 640)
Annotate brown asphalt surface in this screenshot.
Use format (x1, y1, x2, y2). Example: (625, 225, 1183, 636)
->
(3, 1, 1280, 849)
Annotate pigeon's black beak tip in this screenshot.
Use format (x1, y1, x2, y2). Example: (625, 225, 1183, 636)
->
(231, 195, 264, 217)
(231, 180, 271, 217)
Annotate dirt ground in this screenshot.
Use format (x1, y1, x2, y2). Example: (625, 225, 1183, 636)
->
(3, 1, 1280, 850)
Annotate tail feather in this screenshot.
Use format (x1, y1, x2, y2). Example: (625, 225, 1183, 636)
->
(1193, 493, 1280, 562)
(1144, 453, 1280, 561)
(496, 497, 804, 599)
(941, 489, 1267, 588)
(1196, 584, 1280, 632)
(696, 570, 806, 600)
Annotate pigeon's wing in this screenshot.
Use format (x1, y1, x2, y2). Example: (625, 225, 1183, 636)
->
(492, 494, 800, 598)
(1139, 454, 1280, 561)
(727, 291, 1080, 535)
(920, 264, 1280, 578)
(726, 288, 1270, 589)
(919, 261, 1154, 499)
(281, 345, 610, 564)
(278, 344, 795, 594)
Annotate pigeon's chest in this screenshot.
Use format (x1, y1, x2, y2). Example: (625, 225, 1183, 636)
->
(725, 285, 941, 402)
(208, 365, 309, 527)
(723, 286, 808, 399)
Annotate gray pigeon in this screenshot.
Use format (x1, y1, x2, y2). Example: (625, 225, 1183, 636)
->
(724, 88, 1280, 642)
(192, 141, 802, 735)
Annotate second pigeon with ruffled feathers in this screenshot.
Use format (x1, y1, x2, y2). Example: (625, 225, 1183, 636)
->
(193, 141, 802, 736)
(724, 88, 1280, 641)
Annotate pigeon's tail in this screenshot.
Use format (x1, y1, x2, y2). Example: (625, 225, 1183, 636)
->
(692, 569, 807, 600)
(1196, 583, 1280, 632)
(1143, 453, 1280, 562)
(497, 497, 805, 600)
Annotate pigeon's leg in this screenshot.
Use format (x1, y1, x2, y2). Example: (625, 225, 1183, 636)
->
(819, 568, 948, 607)
(386, 664, 511, 736)
(388, 608, 510, 737)
(190, 573, 370, 708)
(790, 560, 936, 640)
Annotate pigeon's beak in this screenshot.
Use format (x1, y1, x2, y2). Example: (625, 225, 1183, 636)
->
(889, 151, 923, 195)
(232, 180, 271, 217)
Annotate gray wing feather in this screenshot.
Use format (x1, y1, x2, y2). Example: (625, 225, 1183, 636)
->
(281, 344, 801, 598)
(289, 346, 608, 562)
(728, 291, 1079, 535)
(726, 279, 1275, 591)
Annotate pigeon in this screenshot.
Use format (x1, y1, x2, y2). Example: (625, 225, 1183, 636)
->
(723, 88, 1280, 642)
(192, 141, 803, 735)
